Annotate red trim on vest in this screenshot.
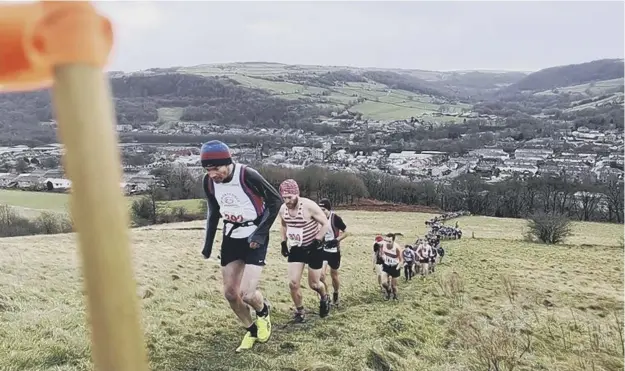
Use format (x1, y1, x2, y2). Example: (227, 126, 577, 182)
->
(203, 174, 214, 196)
(239, 165, 264, 217)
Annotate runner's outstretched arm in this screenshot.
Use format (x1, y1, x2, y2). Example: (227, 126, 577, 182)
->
(202, 174, 222, 259)
(243, 167, 283, 245)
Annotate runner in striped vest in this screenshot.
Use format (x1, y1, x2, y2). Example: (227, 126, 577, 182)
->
(278, 179, 332, 322)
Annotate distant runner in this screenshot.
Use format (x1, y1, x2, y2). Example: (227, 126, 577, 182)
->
(437, 244, 446, 264)
(372, 235, 385, 292)
(378, 235, 403, 300)
(415, 238, 431, 277)
(402, 245, 416, 281)
(279, 179, 332, 322)
(317, 199, 349, 307)
(200, 140, 282, 353)
(428, 235, 439, 273)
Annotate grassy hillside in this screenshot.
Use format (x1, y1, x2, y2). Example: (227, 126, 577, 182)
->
(0, 211, 622, 371)
(178, 63, 491, 122)
(535, 78, 624, 97)
(505, 59, 624, 93)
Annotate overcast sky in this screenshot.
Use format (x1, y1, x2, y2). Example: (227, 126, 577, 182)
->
(95, 1, 624, 73)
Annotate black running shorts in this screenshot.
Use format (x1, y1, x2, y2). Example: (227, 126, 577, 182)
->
(323, 250, 341, 270)
(382, 264, 401, 278)
(288, 244, 324, 270)
(220, 235, 268, 267)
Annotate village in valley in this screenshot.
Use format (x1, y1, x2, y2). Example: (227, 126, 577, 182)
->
(0, 59, 623, 202)
(0, 114, 623, 194)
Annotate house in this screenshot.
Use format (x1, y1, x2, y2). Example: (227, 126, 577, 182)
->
(420, 150, 449, 162)
(125, 175, 155, 193)
(595, 167, 624, 182)
(472, 161, 499, 178)
(14, 174, 43, 189)
(515, 148, 553, 160)
(499, 164, 539, 176)
(468, 148, 509, 161)
(539, 164, 562, 178)
(43, 170, 64, 179)
(0, 173, 16, 188)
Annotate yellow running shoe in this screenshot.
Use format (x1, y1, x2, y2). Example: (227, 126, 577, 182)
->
(235, 331, 256, 353)
(256, 314, 272, 343)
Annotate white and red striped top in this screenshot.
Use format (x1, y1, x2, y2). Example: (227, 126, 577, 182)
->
(283, 202, 319, 247)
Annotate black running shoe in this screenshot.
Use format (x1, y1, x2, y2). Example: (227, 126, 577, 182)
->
(293, 310, 306, 323)
(332, 292, 339, 307)
(319, 296, 331, 318)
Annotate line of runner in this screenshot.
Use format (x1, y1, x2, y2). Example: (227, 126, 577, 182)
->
(200, 140, 351, 353)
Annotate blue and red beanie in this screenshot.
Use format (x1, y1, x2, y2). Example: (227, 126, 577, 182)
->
(200, 140, 232, 167)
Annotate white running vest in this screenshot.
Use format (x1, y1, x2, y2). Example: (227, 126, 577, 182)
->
(382, 244, 399, 266)
(323, 212, 338, 253)
(213, 164, 260, 239)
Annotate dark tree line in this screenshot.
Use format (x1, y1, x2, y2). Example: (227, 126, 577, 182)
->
(362, 71, 456, 98)
(279, 70, 367, 86)
(144, 162, 623, 225)
(243, 165, 624, 224)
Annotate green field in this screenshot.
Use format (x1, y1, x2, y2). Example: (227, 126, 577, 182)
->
(535, 78, 624, 96)
(0, 189, 203, 217)
(157, 107, 185, 128)
(178, 63, 468, 122)
(0, 210, 622, 371)
(564, 92, 625, 113)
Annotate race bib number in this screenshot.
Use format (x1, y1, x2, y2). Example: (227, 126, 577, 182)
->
(223, 213, 244, 223)
(384, 255, 398, 266)
(222, 206, 244, 224)
(287, 227, 304, 247)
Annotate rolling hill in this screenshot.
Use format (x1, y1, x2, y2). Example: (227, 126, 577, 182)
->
(504, 58, 624, 94)
(475, 59, 625, 122)
(0, 58, 623, 146)
(0, 210, 622, 371)
(177, 62, 526, 120)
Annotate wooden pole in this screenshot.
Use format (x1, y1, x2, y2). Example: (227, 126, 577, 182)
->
(52, 64, 150, 371)
(0, 2, 150, 370)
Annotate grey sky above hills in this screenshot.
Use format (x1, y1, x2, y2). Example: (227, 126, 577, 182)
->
(96, 1, 624, 73)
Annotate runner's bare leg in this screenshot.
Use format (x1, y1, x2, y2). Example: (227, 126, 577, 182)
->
(222, 261, 253, 327)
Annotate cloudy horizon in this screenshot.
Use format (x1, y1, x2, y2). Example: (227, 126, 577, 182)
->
(95, 1, 624, 73)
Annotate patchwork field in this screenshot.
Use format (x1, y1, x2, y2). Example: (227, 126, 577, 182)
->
(177, 62, 469, 122)
(535, 78, 624, 96)
(0, 210, 623, 371)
